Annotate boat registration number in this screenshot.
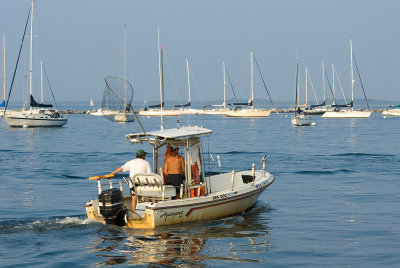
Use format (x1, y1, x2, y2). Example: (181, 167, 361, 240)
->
(212, 191, 237, 200)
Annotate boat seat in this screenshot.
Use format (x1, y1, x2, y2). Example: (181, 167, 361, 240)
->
(131, 173, 164, 187)
(131, 173, 176, 201)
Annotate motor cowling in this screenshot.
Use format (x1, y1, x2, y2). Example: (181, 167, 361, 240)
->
(98, 188, 124, 225)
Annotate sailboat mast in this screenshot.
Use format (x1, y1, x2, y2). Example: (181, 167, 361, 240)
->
(186, 58, 191, 105)
(29, 0, 34, 106)
(350, 38, 354, 109)
(124, 25, 127, 114)
(250, 51, 254, 110)
(332, 64, 335, 104)
(322, 61, 326, 103)
(305, 67, 308, 106)
(157, 28, 163, 130)
(295, 49, 299, 114)
(40, 61, 43, 103)
(223, 62, 226, 109)
(3, 34, 5, 102)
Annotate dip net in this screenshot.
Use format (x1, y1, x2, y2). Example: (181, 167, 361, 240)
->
(102, 75, 134, 112)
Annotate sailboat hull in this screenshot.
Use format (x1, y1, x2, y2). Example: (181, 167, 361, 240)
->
(114, 112, 135, 122)
(139, 109, 181, 117)
(322, 110, 372, 118)
(291, 114, 312, 126)
(4, 114, 67, 127)
(225, 109, 271, 117)
(382, 109, 400, 117)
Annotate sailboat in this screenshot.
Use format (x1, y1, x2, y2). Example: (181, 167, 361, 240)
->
(0, 34, 6, 114)
(172, 58, 199, 115)
(322, 39, 372, 118)
(3, 0, 67, 127)
(200, 62, 233, 115)
(89, 99, 94, 107)
(139, 29, 180, 117)
(382, 105, 400, 117)
(225, 51, 272, 117)
(114, 25, 135, 123)
(303, 63, 333, 115)
(291, 50, 312, 126)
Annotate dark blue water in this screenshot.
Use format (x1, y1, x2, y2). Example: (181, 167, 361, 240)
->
(1, 110, 399, 267)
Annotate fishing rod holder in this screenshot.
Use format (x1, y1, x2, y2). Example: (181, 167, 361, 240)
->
(261, 154, 267, 171)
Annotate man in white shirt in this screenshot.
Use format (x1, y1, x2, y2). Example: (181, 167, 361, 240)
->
(111, 149, 152, 214)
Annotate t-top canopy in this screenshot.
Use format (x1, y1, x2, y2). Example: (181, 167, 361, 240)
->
(126, 126, 212, 145)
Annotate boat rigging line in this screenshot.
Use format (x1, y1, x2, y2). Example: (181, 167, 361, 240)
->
(352, 52, 370, 109)
(3, 7, 31, 115)
(42, 63, 57, 107)
(224, 64, 239, 104)
(253, 53, 275, 109)
(323, 68, 336, 105)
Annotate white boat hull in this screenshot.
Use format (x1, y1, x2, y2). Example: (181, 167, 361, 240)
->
(291, 114, 312, 126)
(139, 109, 181, 117)
(198, 109, 231, 115)
(225, 109, 271, 117)
(322, 110, 372, 118)
(382, 109, 400, 117)
(86, 170, 274, 229)
(114, 112, 135, 122)
(89, 109, 118, 116)
(4, 115, 67, 127)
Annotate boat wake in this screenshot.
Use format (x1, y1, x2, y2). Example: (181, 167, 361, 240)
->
(0, 215, 99, 234)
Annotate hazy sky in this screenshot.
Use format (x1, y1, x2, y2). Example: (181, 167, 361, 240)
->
(1, 0, 399, 106)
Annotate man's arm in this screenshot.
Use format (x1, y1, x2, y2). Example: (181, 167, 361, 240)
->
(180, 156, 185, 175)
(111, 167, 122, 175)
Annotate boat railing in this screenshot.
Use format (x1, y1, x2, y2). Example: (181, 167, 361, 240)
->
(89, 174, 123, 195)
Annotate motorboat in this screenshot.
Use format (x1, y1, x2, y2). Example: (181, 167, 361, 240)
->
(85, 125, 274, 229)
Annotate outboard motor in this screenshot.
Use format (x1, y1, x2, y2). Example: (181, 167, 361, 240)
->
(98, 188, 124, 225)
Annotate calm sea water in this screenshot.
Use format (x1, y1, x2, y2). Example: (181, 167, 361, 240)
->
(1, 108, 399, 267)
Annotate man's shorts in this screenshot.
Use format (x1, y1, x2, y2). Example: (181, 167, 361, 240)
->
(130, 187, 136, 196)
(166, 174, 185, 187)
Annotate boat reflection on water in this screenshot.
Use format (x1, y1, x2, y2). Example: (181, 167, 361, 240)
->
(88, 202, 272, 266)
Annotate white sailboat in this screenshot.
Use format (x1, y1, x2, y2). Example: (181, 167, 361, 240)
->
(382, 105, 400, 117)
(85, 125, 274, 229)
(114, 25, 135, 123)
(3, 0, 67, 127)
(225, 51, 271, 117)
(322, 39, 372, 118)
(291, 50, 313, 126)
(1, 34, 5, 112)
(303, 63, 333, 115)
(139, 29, 180, 117)
(200, 62, 233, 115)
(89, 99, 94, 107)
(172, 58, 199, 115)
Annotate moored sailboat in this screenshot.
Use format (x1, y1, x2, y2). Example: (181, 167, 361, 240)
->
(113, 25, 134, 123)
(291, 50, 313, 126)
(322, 39, 372, 118)
(2, 0, 67, 127)
(139, 30, 180, 117)
(225, 51, 272, 117)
